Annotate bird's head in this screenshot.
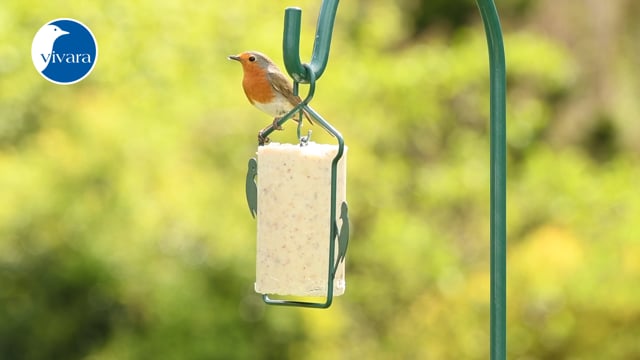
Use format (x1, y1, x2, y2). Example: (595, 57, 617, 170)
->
(228, 51, 274, 73)
(44, 25, 69, 40)
(339, 202, 348, 219)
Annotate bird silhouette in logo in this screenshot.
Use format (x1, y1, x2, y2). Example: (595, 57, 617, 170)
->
(245, 158, 258, 218)
(31, 24, 69, 72)
(334, 201, 349, 273)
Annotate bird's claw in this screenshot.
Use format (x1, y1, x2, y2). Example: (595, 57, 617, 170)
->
(258, 132, 270, 146)
(272, 117, 284, 131)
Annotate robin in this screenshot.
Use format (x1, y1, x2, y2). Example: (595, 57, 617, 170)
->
(228, 51, 313, 130)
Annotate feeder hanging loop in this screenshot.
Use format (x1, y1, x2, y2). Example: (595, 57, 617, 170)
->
(282, 0, 339, 83)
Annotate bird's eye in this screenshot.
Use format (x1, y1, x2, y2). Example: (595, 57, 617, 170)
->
(248, 56, 256, 62)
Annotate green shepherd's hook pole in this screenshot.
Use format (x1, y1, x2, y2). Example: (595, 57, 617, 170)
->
(476, 0, 507, 359)
(282, 0, 339, 83)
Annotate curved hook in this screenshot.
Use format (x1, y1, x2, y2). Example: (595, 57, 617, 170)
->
(282, 0, 340, 83)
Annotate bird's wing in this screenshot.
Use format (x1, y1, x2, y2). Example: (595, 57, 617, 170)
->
(266, 68, 314, 125)
(266, 68, 301, 105)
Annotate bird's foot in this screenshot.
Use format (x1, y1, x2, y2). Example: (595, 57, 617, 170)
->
(272, 117, 284, 130)
(258, 131, 270, 145)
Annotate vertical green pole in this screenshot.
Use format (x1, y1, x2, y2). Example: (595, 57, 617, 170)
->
(476, 0, 507, 359)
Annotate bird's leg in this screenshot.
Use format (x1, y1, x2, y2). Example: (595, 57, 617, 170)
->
(258, 134, 269, 145)
(258, 117, 286, 145)
(258, 129, 271, 145)
(272, 117, 284, 130)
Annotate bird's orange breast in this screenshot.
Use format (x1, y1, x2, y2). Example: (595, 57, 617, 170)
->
(241, 65, 275, 104)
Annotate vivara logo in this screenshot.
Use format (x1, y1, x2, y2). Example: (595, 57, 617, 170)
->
(31, 18, 98, 85)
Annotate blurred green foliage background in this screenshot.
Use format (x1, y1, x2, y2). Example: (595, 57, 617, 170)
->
(1, 0, 640, 359)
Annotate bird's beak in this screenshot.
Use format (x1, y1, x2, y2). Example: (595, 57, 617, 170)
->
(60, 30, 70, 36)
(228, 55, 241, 61)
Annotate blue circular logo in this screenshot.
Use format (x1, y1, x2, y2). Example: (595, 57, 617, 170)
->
(31, 18, 98, 85)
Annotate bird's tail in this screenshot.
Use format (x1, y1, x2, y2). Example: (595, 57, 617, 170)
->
(293, 109, 314, 126)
